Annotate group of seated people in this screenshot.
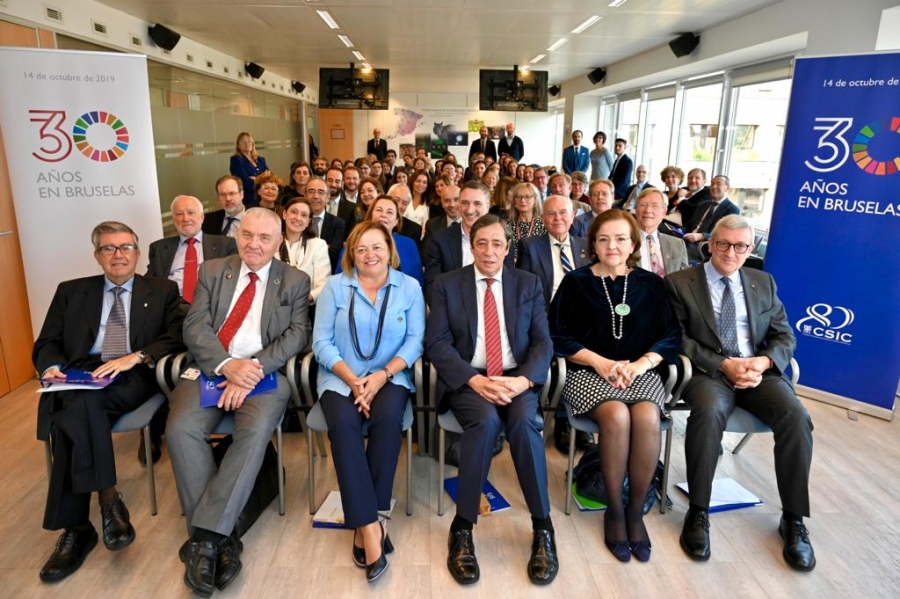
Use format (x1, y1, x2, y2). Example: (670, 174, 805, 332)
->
(32, 145, 815, 595)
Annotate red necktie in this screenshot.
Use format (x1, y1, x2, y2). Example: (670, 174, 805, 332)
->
(217, 272, 258, 351)
(183, 237, 198, 303)
(484, 278, 503, 376)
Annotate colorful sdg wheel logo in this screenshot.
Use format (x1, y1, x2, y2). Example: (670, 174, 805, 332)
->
(852, 117, 900, 175)
(72, 111, 129, 162)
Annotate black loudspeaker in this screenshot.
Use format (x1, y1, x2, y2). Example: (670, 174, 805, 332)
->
(291, 81, 306, 94)
(548, 84, 561, 97)
(245, 62, 265, 79)
(148, 24, 181, 51)
(669, 33, 700, 58)
(587, 67, 606, 85)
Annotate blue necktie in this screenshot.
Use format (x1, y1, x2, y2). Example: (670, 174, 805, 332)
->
(555, 243, 573, 273)
(719, 277, 740, 357)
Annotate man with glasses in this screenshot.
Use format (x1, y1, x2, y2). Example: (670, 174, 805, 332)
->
(634, 189, 688, 277)
(665, 215, 815, 572)
(683, 175, 740, 244)
(34, 221, 184, 583)
(305, 177, 346, 271)
(532, 167, 549, 201)
(571, 179, 614, 238)
(202, 175, 246, 238)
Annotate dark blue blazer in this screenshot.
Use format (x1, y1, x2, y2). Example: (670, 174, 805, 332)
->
(610, 153, 634, 199)
(229, 154, 268, 207)
(516, 234, 591, 306)
(423, 222, 514, 305)
(688, 198, 741, 239)
(498, 136, 525, 161)
(468, 137, 497, 162)
(426, 265, 552, 407)
(562, 145, 590, 174)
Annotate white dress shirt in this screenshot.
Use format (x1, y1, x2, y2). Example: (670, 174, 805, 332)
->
(219, 261, 271, 362)
(169, 232, 206, 294)
(639, 230, 664, 273)
(703, 261, 753, 358)
(470, 267, 517, 371)
(549, 234, 572, 301)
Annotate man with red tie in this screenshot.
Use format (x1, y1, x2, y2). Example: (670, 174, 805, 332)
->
(145, 195, 236, 464)
(167, 208, 310, 596)
(426, 214, 558, 586)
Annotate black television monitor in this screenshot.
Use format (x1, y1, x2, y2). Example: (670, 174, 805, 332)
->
(478, 68, 548, 112)
(319, 66, 390, 110)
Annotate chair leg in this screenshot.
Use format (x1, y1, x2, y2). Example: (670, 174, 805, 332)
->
(660, 425, 673, 514)
(406, 426, 413, 517)
(732, 433, 753, 455)
(565, 426, 576, 516)
(438, 427, 445, 516)
(307, 428, 316, 515)
(416, 408, 426, 459)
(298, 410, 315, 457)
(143, 425, 158, 516)
(44, 439, 52, 487)
(276, 425, 285, 516)
(316, 431, 328, 458)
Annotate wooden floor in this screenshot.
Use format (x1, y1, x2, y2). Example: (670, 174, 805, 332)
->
(1, 380, 898, 599)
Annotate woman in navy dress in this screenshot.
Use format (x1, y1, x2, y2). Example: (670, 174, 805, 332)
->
(229, 131, 269, 207)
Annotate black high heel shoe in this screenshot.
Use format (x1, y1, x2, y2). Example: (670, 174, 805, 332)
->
(604, 510, 631, 563)
(353, 528, 394, 568)
(365, 522, 389, 582)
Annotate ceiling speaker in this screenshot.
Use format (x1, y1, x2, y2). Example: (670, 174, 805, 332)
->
(245, 62, 265, 79)
(669, 33, 700, 58)
(148, 24, 181, 51)
(587, 67, 606, 85)
(292, 81, 306, 94)
(548, 84, 561, 97)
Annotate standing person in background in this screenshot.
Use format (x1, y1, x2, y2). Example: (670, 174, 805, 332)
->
(498, 122, 525, 162)
(562, 130, 590, 175)
(590, 131, 615, 181)
(367, 128, 388, 161)
(609, 139, 634, 201)
(469, 126, 498, 162)
(230, 132, 269, 208)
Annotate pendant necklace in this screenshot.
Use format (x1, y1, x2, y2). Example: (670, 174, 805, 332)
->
(598, 265, 630, 339)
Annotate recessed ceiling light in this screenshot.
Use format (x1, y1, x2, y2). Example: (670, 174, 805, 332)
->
(316, 9, 339, 29)
(609, 0, 628, 7)
(530, 54, 546, 64)
(572, 15, 602, 34)
(338, 35, 353, 47)
(547, 37, 569, 52)
(352, 51, 366, 61)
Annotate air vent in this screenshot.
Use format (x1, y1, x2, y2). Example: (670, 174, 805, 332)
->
(130, 34, 143, 48)
(223, 66, 230, 74)
(186, 54, 194, 63)
(91, 20, 107, 36)
(161, 49, 171, 55)
(237, 71, 243, 78)
(206, 60, 213, 69)
(44, 5, 64, 23)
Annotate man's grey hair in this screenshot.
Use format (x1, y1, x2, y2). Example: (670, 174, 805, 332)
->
(91, 221, 137, 250)
(170, 195, 204, 213)
(711, 214, 752, 237)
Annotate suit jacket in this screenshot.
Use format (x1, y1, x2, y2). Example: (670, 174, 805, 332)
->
(421, 214, 455, 259)
(610, 153, 634, 199)
(570, 210, 596, 239)
(367, 138, 388, 160)
(184, 255, 311, 376)
(562, 145, 590, 174)
(423, 222, 514, 305)
(688, 198, 740, 239)
(618, 182, 655, 210)
(337, 199, 363, 240)
(425, 265, 552, 406)
(399, 218, 423, 251)
(655, 232, 689, 274)
(313, 211, 346, 271)
(468, 137, 497, 162)
(201, 209, 229, 236)
(516, 234, 590, 306)
(33, 274, 184, 438)
(146, 234, 237, 282)
(672, 186, 710, 224)
(664, 265, 795, 379)
(498, 135, 525, 161)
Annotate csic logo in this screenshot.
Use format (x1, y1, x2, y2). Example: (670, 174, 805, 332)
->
(29, 109, 130, 164)
(795, 303, 855, 345)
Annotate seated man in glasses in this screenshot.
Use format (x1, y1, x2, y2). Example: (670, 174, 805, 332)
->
(664, 215, 815, 572)
(33, 221, 184, 583)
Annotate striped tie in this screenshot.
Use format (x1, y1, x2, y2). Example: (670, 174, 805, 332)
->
(556, 243, 573, 273)
(101, 287, 128, 361)
(483, 278, 503, 377)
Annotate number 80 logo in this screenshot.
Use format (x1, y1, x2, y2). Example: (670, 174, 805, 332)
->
(29, 109, 130, 163)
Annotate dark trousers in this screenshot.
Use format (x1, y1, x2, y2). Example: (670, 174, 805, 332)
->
(320, 384, 409, 528)
(683, 372, 814, 516)
(449, 387, 549, 524)
(44, 366, 159, 530)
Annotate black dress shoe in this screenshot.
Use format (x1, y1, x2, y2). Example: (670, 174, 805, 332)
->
(779, 517, 816, 572)
(353, 529, 394, 568)
(680, 506, 711, 561)
(575, 431, 594, 451)
(553, 422, 571, 454)
(183, 541, 217, 598)
(39, 525, 98, 583)
(101, 495, 135, 551)
(365, 523, 389, 583)
(527, 529, 559, 585)
(447, 529, 479, 585)
(215, 533, 243, 590)
(137, 431, 162, 466)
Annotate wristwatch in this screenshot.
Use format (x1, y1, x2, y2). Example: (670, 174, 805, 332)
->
(382, 367, 394, 382)
(136, 351, 150, 364)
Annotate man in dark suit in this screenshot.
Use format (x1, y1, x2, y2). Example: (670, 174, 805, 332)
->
(609, 138, 634, 200)
(562, 130, 590, 175)
(33, 221, 184, 583)
(143, 195, 237, 464)
(366, 127, 388, 161)
(202, 175, 246, 238)
(665, 214, 815, 572)
(619, 164, 653, 211)
(305, 177, 346, 271)
(571, 179, 613, 239)
(671, 168, 711, 224)
(469, 126, 497, 162)
(498, 122, 525, 161)
(168, 208, 311, 595)
(634, 189, 689, 276)
(421, 183, 461, 256)
(427, 214, 558, 586)
(386, 183, 424, 249)
(683, 175, 740, 244)
(423, 181, 512, 305)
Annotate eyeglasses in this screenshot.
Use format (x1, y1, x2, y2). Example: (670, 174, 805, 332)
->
(543, 210, 570, 217)
(97, 244, 137, 255)
(259, 185, 279, 192)
(515, 194, 535, 201)
(713, 240, 751, 254)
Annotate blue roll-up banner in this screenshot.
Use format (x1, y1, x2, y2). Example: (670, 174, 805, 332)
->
(766, 52, 900, 420)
